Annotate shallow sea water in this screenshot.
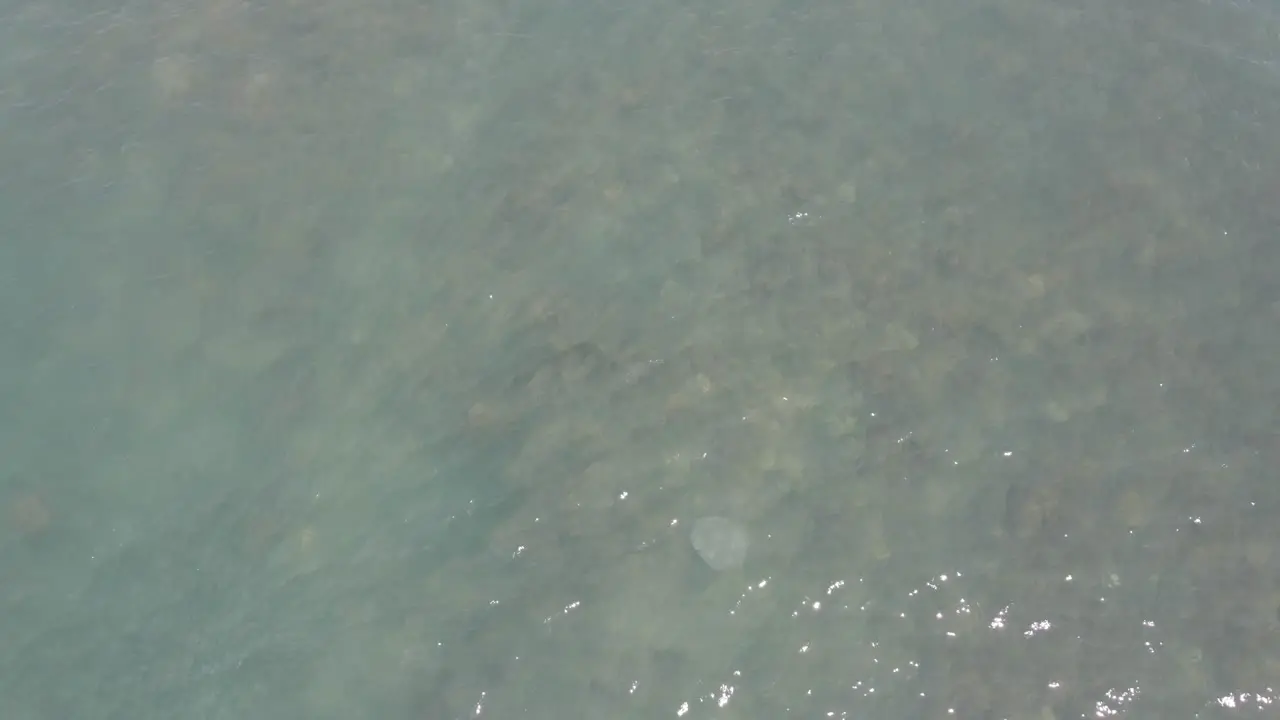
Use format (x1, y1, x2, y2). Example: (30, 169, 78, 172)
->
(2, 0, 1280, 717)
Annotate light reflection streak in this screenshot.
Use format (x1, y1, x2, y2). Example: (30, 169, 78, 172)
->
(658, 566, 1205, 718)
(1215, 689, 1278, 710)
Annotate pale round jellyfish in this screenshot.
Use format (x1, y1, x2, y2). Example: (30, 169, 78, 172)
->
(690, 516, 748, 571)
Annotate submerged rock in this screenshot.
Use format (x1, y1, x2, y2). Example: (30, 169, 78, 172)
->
(691, 516, 748, 570)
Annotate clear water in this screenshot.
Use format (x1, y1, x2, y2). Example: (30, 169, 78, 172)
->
(3, 0, 1280, 717)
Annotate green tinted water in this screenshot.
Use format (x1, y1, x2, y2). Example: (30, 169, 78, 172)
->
(3, 0, 1280, 717)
